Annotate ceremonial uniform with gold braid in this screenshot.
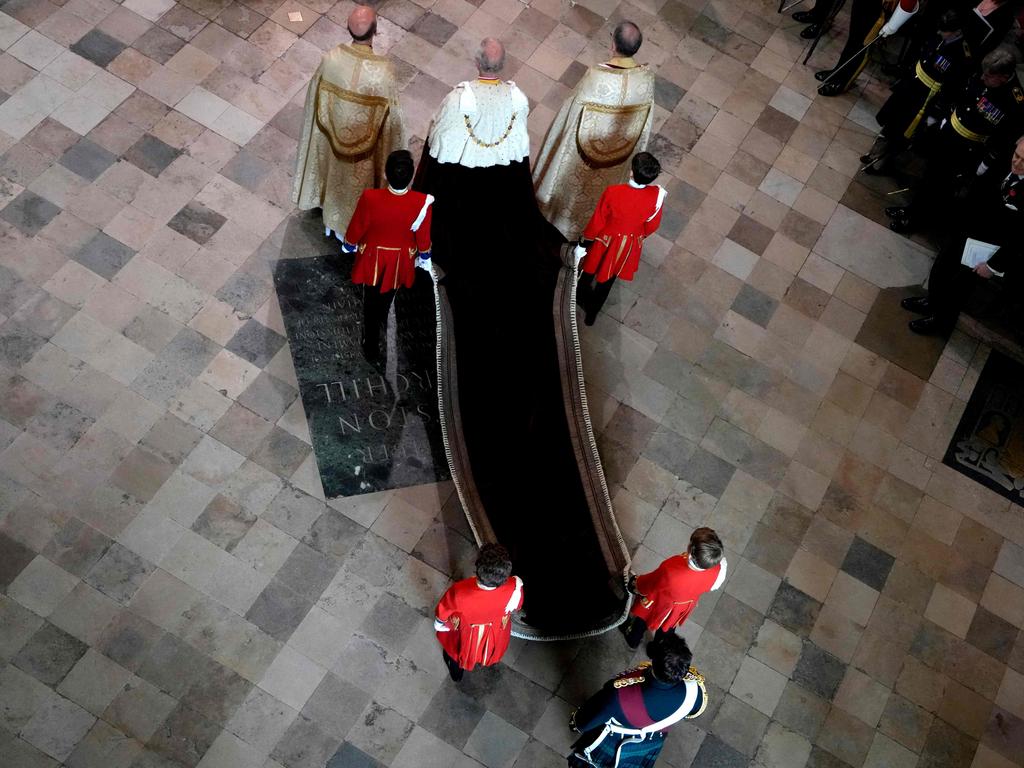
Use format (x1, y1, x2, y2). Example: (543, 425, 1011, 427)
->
(568, 661, 707, 767)
(292, 43, 406, 234)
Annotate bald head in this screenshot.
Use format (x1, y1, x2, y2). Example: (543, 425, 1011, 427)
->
(475, 37, 506, 76)
(613, 21, 642, 57)
(348, 6, 377, 42)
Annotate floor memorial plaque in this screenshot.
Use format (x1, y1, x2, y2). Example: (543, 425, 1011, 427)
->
(943, 350, 1024, 505)
(273, 254, 449, 497)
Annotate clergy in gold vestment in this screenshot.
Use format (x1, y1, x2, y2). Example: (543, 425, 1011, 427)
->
(292, 7, 406, 236)
(533, 22, 655, 240)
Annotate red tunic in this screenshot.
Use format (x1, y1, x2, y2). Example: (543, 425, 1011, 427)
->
(345, 188, 433, 293)
(581, 183, 665, 283)
(435, 576, 523, 671)
(630, 554, 721, 632)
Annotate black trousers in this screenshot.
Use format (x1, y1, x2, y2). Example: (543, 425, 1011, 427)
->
(578, 273, 616, 323)
(925, 236, 983, 330)
(907, 129, 980, 220)
(621, 616, 674, 649)
(804, 0, 841, 22)
(362, 286, 396, 354)
(442, 650, 464, 682)
(826, 0, 883, 90)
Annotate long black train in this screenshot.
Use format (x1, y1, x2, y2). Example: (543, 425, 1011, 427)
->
(414, 148, 632, 639)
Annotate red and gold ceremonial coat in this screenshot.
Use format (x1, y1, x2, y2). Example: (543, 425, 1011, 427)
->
(630, 554, 722, 632)
(581, 182, 665, 283)
(344, 188, 432, 293)
(435, 576, 523, 670)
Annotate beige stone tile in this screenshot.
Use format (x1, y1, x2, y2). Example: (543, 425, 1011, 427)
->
(826, 571, 879, 627)
(778, 461, 829, 511)
(834, 667, 891, 727)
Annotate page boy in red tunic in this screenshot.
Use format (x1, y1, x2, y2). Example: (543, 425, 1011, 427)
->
(577, 152, 666, 326)
(621, 527, 727, 648)
(434, 543, 523, 682)
(341, 149, 433, 362)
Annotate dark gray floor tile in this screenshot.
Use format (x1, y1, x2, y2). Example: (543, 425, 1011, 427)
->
(840, 535, 895, 592)
(191, 494, 256, 552)
(59, 139, 118, 182)
(302, 673, 370, 741)
(166, 201, 226, 245)
(276, 542, 336, 601)
(357, 593, 422, 656)
(96, 610, 165, 672)
(326, 742, 385, 768)
(249, 426, 310, 479)
(132, 26, 185, 64)
(792, 641, 846, 700)
(236, 371, 298, 423)
(72, 231, 136, 279)
(767, 582, 822, 637)
(27, 400, 94, 452)
(691, 732, 748, 767)
(679, 447, 736, 498)
(271, 714, 342, 768)
(84, 543, 156, 604)
(418, 684, 487, 750)
(42, 518, 113, 577)
(123, 134, 181, 178)
(642, 425, 697, 477)
(219, 149, 272, 190)
(654, 74, 685, 111)
(704, 593, 765, 652)
(965, 606, 1019, 663)
(181, 661, 252, 725)
(774, 680, 829, 741)
(244, 578, 313, 642)
(13, 621, 89, 686)
(301, 508, 365, 561)
(214, 271, 274, 315)
(0, 532, 36, 590)
(731, 284, 778, 328)
(146, 702, 220, 767)
(137, 633, 210, 699)
(70, 29, 127, 67)
(226, 319, 285, 368)
(0, 190, 61, 235)
(0, 320, 47, 368)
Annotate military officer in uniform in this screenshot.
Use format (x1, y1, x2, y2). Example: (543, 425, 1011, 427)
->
(860, 10, 972, 173)
(342, 150, 432, 362)
(901, 135, 1024, 335)
(887, 47, 1024, 233)
(567, 633, 707, 767)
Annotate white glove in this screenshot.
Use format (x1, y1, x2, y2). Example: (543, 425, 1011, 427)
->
(977, 161, 989, 176)
(573, 244, 586, 266)
(340, 241, 357, 254)
(878, 1, 917, 36)
(925, 116, 938, 127)
(415, 255, 431, 271)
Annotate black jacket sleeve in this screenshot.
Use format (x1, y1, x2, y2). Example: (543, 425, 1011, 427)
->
(572, 685, 617, 733)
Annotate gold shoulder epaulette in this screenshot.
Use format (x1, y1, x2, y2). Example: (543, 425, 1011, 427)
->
(684, 665, 705, 685)
(613, 661, 651, 688)
(1013, 86, 1023, 103)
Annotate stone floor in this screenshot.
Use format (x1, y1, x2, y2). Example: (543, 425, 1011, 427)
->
(1, 0, 1023, 764)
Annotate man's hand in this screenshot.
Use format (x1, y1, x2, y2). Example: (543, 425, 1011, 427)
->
(572, 244, 587, 266)
(976, 161, 989, 177)
(340, 241, 358, 254)
(415, 255, 432, 271)
(975, 263, 994, 278)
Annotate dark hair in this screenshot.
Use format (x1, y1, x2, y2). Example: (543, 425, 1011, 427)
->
(476, 543, 512, 587)
(349, 20, 377, 41)
(647, 633, 693, 683)
(385, 150, 414, 189)
(688, 527, 723, 569)
(983, 48, 1017, 77)
(631, 152, 661, 184)
(936, 9, 961, 31)
(613, 21, 642, 57)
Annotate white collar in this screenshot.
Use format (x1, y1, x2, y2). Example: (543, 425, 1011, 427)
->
(476, 580, 496, 590)
(388, 185, 409, 195)
(628, 179, 647, 189)
(686, 555, 706, 572)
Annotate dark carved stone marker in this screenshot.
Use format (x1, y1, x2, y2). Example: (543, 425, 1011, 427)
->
(273, 254, 449, 497)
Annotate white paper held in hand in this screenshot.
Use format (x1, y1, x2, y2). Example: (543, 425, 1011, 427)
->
(960, 238, 999, 269)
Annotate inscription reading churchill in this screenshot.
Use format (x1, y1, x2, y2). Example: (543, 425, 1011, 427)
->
(273, 254, 448, 497)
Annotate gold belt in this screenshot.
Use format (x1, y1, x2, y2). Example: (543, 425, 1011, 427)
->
(914, 60, 942, 94)
(950, 111, 987, 143)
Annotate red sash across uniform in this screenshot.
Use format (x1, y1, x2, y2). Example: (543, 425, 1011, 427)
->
(581, 183, 665, 283)
(345, 188, 432, 293)
(630, 554, 720, 631)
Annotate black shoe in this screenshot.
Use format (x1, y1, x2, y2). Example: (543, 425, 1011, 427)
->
(884, 206, 906, 219)
(860, 154, 873, 163)
(815, 69, 834, 82)
(583, 313, 597, 327)
(901, 296, 931, 314)
(818, 81, 846, 97)
(888, 214, 912, 234)
(909, 316, 951, 336)
(801, 23, 822, 38)
(792, 10, 817, 22)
